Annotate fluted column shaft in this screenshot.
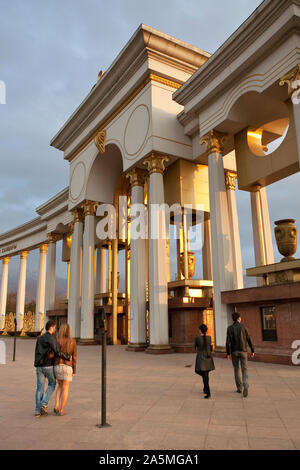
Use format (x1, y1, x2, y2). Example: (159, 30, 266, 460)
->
(16, 251, 29, 330)
(35, 244, 48, 332)
(45, 234, 58, 322)
(250, 186, 274, 285)
(68, 209, 83, 339)
(0, 257, 10, 329)
(95, 247, 107, 297)
(126, 168, 147, 350)
(225, 171, 243, 289)
(200, 131, 234, 349)
(80, 201, 98, 342)
(143, 154, 171, 352)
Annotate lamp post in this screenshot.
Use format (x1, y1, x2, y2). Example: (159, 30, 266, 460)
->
(96, 307, 111, 428)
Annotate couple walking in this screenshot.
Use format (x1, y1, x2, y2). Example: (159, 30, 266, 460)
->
(194, 312, 255, 398)
(34, 320, 77, 417)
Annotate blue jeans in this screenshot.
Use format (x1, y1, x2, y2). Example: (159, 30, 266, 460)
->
(35, 366, 56, 413)
(231, 351, 248, 391)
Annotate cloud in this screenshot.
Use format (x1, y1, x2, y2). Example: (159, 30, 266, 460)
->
(1, 0, 300, 287)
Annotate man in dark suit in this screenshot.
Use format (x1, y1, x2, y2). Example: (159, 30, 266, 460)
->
(226, 312, 255, 397)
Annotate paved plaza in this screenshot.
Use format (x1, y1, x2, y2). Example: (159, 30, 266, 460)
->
(0, 336, 300, 450)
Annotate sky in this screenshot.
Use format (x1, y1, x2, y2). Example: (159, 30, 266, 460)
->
(1, 0, 300, 294)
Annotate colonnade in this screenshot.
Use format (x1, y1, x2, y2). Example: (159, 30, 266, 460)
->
(0, 149, 274, 349)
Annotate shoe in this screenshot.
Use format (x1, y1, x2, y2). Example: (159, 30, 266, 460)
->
(243, 388, 248, 398)
(237, 389, 242, 393)
(34, 412, 41, 418)
(53, 408, 59, 415)
(40, 405, 48, 416)
(204, 394, 211, 399)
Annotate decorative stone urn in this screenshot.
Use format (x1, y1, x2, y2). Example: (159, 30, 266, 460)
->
(180, 251, 196, 279)
(274, 219, 297, 262)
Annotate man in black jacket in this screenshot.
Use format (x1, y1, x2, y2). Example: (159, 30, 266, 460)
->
(34, 320, 70, 417)
(226, 312, 255, 398)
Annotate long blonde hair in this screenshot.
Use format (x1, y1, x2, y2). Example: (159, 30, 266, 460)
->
(58, 323, 72, 341)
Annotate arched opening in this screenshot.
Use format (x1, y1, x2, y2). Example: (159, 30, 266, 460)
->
(86, 144, 123, 204)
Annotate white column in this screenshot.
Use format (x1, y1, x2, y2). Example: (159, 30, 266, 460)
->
(80, 200, 98, 342)
(200, 131, 234, 349)
(95, 247, 106, 296)
(202, 218, 212, 281)
(16, 251, 29, 330)
(68, 209, 83, 339)
(35, 244, 48, 332)
(45, 234, 57, 323)
(143, 154, 171, 352)
(182, 213, 189, 280)
(126, 168, 147, 350)
(112, 237, 118, 345)
(225, 171, 243, 289)
(250, 185, 274, 285)
(67, 261, 70, 300)
(260, 187, 274, 264)
(0, 257, 10, 329)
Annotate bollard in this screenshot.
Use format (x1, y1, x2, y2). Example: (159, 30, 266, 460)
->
(13, 318, 17, 361)
(96, 308, 111, 429)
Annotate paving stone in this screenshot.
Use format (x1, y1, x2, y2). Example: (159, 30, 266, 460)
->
(0, 337, 299, 450)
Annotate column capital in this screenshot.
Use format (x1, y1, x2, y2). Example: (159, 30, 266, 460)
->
(143, 153, 169, 175)
(200, 130, 228, 154)
(81, 200, 99, 217)
(20, 251, 29, 260)
(2, 257, 10, 265)
(94, 129, 106, 154)
(126, 167, 147, 188)
(72, 207, 84, 223)
(47, 233, 60, 244)
(39, 244, 48, 254)
(67, 221, 74, 235)
(279, 64, 300, 96)
(225, 171, 237, 191)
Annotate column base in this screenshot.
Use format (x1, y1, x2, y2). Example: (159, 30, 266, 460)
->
(126, 343, 147, 352)
(145, 344, 175, 355)
(78, 338, 99, 345)
(214, 345, 226, 358)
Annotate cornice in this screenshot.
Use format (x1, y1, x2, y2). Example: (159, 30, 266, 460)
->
(173, 0, 300, 110)
(50, 24, 209, 156)
(0, 217, 47, 248)
(36, 187, 69, 217)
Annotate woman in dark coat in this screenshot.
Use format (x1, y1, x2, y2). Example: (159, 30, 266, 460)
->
(194, 324, 215, 399)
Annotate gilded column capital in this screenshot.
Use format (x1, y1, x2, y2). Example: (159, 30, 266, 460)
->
(72, 207, 84, 223)
(81, 200, 99, 217)
(225, 171, 237, 191)
(200, 130, 228, 154)
(66, 221, 74, 235)
(143, 153, 169, 175)
(2, 257, 10, 265)
(20, 251, 29, 260)
(39, 244, 48, 254)
(94, 129, 106, 154)
(279, 64, 300, 96)
(126, 168, 147, 188)
(47, 233, 60, 244)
